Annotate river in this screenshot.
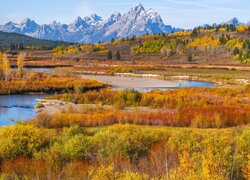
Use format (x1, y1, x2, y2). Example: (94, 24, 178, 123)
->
(0, 68, 214, 126)
(0, 94, 46, 127)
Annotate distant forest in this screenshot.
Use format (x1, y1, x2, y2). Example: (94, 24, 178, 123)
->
(0, 31, 68, 49)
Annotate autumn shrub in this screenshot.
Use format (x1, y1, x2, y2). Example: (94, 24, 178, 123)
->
(0, 157, 48, 179)
(0, 125, 49, 161)
(0, 124, 249, 179)
(131, 39, 166, 54)
(0, 71, 104, 95)
(44, 87, 250, 128)
(63, 135, 93, 160)
(92, 125, 163, 162)
(88, 164, 148, 180)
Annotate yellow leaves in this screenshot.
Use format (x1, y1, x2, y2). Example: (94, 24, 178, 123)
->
(172, 31, 191, 36)
(169, 150, 198, 180)
(0, 125, 49, 160)
(53, 45, 81, 56)
(219, 28, 226, 32)
(0, 52, 3, 80)
(0, 72, 104, 95)
(237, 26, 249, 32)
(0, 52, 3, 62)
(2, 54, 10, 81)
(131, 39, 166, 54)
(201, 149, 227, 180)
(17, 52, 26, 78)
(88, 164, 148, 180)
(88, 164, 114, 180)
(243, 154, 250, 180)
(225, 39, 243, 49)
(188, 35, 220, 51)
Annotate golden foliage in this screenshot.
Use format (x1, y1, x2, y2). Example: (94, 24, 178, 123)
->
(188, 35, 220, 50)
(17, 52, 26, 78)
(3, 54, 10, 81)
(0, 72, 104, 95)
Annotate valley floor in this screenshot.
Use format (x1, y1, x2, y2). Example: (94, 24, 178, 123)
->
(1, 49, 250, 179)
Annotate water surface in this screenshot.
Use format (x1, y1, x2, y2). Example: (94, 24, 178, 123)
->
(0, 94, 46, 127)
(12, 67, 54, 73)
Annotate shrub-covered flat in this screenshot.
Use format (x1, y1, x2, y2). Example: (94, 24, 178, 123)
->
(0, 124, 250, 179)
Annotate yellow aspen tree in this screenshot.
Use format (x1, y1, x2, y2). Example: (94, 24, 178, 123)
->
(3, 54, 11, 81)
(17, 52, 25, 78)
(201, 149, 227, 180)
(0, 52, 3, 80)
(243, 154, 250, 180)
(169, 150, 198, 180)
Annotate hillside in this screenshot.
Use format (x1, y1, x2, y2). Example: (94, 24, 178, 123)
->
(51, 25, 250, 65)
(0, 31, 67, 47)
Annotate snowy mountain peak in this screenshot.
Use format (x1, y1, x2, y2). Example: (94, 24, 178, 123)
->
(90, 14, 103, 22)
(82, 14, 103, 26)
(21, 18, 32, 24)
(129, 3, 145, 15)
(4, 21, 17, 26)
(49, 21, 65, 30)
(19, 18, 39, 33)
(20, 18, 38, 27)
(73, 16, 83, 24)
(109, 12, 122, 22)
(133, 3, 145, 12)
(50, 20, 59, 26)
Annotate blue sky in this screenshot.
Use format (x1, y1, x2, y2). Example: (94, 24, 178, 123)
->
(0, 0, 249, 28)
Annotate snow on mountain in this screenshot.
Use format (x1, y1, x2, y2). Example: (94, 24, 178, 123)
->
(1, 21, 20, 33)
(199, 18, 248, 29)
(103, 4, 172, 41)
(19, 18, 39, 33)
(0, 4, 175, 43)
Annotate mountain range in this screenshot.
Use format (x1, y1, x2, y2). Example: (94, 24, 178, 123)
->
(0, 4, 177, 43)
(0, 4, 249, 44)
(202, 17, 249, 28)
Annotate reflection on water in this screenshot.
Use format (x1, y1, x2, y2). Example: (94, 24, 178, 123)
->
(12, 67, 53, 73)
(0, 95, 46, 127)
(179, 80, 214, 88)
(113, 80, 214, 92)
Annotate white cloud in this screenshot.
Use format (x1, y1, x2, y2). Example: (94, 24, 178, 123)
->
(4, 12, 27, 23)
(75, 0, 94, 18)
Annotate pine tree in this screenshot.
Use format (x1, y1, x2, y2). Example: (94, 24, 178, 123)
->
(111, 38, 115, 44)
(191, 28, 199, 39)
(115, 51, 121, 60)
(107, 50, 112, 60)
(188, 54, 193, 62)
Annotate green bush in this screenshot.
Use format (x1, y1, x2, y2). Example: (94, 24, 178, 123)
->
(64, 135, 93, 160)
(131, 39, 166, 54)
(35, 103, 45, 109)
(0, 125, 49, 160)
